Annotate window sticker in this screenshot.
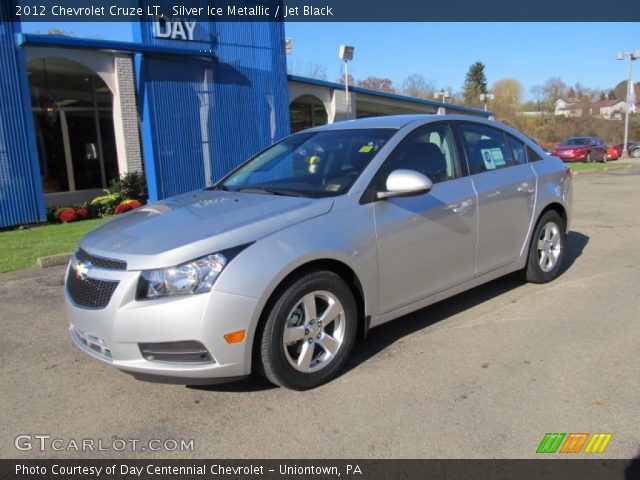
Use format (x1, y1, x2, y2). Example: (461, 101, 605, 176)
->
(481, 148, 505, 170)
(359, 145, 374, 153)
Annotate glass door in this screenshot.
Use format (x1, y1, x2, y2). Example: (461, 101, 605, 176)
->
(64, 109, 105, 190)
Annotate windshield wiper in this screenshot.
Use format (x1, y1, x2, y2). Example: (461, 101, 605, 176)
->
(232, 187, 306, 197)
(206, 184, 230, 191)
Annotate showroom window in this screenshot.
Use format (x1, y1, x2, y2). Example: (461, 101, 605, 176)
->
(28, 57, 118, 193)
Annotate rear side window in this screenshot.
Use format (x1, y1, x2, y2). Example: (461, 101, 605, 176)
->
(507, 135, 527, 165)
(458, 123, 514, 174)
(526, 146, 543, 162)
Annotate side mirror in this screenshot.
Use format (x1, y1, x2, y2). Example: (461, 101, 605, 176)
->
(376, 169, 433, 200)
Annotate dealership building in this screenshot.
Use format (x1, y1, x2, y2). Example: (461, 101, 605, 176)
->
(0, 1, 491, 228)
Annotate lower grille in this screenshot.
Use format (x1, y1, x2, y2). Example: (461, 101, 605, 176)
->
(139, 341, 214, 364)
(67, 271, 119, 309)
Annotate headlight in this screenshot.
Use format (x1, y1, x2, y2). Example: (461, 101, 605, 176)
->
(137, 253, 229, 300)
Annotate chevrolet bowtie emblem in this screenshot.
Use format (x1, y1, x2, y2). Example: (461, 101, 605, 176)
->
(75, 261, 92, 280)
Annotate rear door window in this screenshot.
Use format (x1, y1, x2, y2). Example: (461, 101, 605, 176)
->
(526, 145, 543, 162)
(507, 135, 527, 165)
(457, 123, 515, 174)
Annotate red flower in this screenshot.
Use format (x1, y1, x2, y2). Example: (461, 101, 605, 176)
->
(75, 208, 89, 219)
(59, 209, 78, 223)
(114, 203, 131, 215)
(115, 199, 143, 215)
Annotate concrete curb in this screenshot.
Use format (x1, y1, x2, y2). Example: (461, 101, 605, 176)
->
(36, 253, 72, 268)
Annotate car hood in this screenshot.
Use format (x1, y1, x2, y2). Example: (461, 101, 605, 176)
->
(79, 190, 334, 270)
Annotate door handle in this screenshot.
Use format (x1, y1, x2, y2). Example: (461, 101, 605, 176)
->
(446, 198, 474, 215)
(517, 182, 535, 193)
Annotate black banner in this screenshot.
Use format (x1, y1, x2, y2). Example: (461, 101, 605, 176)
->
(4, 0, 640, 22)
(3, 459, 640, 480)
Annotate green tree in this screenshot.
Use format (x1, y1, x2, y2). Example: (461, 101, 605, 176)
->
(463, 61, 487, 108)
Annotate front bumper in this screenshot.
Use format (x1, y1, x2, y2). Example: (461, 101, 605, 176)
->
(553, 152, 587, 162)
(65, 257, 261, 383)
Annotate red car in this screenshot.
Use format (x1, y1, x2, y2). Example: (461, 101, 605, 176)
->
(607, 144, 624, 160)
(551, 136, 608, 163)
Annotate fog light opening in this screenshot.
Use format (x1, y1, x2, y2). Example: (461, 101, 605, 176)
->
(139, 341, 214, 364)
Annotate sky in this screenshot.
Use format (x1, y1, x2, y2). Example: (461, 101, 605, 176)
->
(21, 21, 640, 100)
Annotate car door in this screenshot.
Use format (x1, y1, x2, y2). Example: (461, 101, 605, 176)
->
(372, 122, 478, 315)
(596, 138, 607, 160)
(455, 122, 536, 275)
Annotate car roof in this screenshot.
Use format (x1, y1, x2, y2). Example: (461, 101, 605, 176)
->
(304, 114, 498, 132)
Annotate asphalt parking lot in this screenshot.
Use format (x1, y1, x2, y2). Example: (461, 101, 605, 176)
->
(1, 166, 639, 459)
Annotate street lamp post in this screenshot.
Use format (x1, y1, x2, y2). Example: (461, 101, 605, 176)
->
(616, 49, 640, 153)
(434, 89, 450, 103)
(339, 45, 354, 119)
(480, 93, 495, 111)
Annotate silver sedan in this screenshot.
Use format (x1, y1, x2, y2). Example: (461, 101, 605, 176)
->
(65, 115, 572, 389)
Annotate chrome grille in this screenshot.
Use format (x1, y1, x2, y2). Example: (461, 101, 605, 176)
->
(66, 271, 119, 309)
(76, 248, 127, 271)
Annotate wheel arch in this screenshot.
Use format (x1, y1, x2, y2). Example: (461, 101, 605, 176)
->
(538, 202, 568, 231)
(251, 258, 368, 374)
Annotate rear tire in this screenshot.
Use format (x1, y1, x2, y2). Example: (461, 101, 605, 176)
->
(258, 270, 357, 390)
(631, 148, 640, 158)
(523, 211, 567, 284)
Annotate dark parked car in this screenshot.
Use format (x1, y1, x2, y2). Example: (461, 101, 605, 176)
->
(551, 137, 608, 163)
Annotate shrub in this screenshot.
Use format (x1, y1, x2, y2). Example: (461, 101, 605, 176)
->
(90, 192, 122, 217)
(114, 199, 143, 215)
(109, 171, 148, 202)
(58, 208, 78, 223)
(75, 207, 89, 219)
(46, 206, 58, 223)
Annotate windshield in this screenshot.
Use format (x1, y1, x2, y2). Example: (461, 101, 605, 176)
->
(217, 129, 395, 198)
(563, 137, 589, 146)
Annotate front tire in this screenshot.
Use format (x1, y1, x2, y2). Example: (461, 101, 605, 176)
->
(602, 152, 608, 163)
(258, 270, 357, 390)
(585, 152, 593, 163)
(523, 211, 567, 284)
(631, 148, 640, 159)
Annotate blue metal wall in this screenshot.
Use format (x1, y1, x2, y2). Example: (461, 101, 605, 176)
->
(137, 0, 290, 200)
(0, 12, 45, 227)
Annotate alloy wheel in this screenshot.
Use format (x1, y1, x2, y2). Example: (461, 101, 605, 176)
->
(537, 222, 562, 272)
(282, 290, 346, 373)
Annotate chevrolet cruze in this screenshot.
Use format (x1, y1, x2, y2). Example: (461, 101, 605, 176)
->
(65, 115, 572, 390)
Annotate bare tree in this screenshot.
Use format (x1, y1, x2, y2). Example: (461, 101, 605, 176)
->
(357, 76, 396, 93)
(305, 62, 327, 81)
(491, 78, 524, 119)
(337, 73, 355, 86)
(401, 74, 436, 99)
